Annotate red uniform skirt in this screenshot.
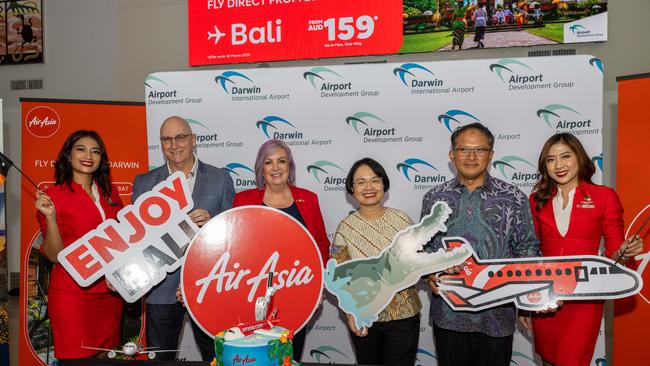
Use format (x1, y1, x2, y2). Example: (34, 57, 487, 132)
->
(48, 288, 123, 359)
(532, 301, 604, 366)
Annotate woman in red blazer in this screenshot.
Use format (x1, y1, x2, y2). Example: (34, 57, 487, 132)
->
(232, 139, 330, 361)
(35, 130, 124, 361)
(526, 133, 643, 366)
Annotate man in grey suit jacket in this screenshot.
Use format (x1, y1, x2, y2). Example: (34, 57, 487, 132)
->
(132, 116, 235, 361)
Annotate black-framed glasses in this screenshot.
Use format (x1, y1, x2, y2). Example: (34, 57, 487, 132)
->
(160, 133, 193, 145)
(454, 147, 492, 157)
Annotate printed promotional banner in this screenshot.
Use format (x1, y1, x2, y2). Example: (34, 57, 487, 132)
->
(188, 0, 609, 65)
(188, 0, 402, 66)
(145, 55, 605, 364)
(614, 73, 650, 365)
(19, 99, 148, 366)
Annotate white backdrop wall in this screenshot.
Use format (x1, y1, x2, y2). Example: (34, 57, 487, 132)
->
(146, 55, 603, 365)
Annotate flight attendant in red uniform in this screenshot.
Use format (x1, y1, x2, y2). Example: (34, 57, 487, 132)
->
(35, 130, 124, 362)
(525, 133, 643, 366)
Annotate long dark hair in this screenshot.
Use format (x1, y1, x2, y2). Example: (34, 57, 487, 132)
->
(532, 133, 595, 211)
(55, 130, 112, 200)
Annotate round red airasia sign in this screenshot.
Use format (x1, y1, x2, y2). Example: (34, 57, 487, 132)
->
(182, 206, 324, 337)
(25, 106, 61, 138)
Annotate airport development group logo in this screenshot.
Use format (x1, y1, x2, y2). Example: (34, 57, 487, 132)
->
(396, 158, 446, 190)
(307, 161, 347, 191)
(345, 112, 386, 135)
(145, 75, 202, 106)
(344, 112, 422, 144)
(303, 67, 344, 90)
(489, 58, 575, 91)
(569, 24, 589, 35)
(309, 345, 349, 363)
(492, 156, 540, 190)
(303, 67, 379, 98)
(224, 162, 256, 192)
(437, 109, 481, 132)
(536, 104, 600, 136)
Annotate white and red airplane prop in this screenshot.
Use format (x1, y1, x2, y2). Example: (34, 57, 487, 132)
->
(436, 238, 643, 312)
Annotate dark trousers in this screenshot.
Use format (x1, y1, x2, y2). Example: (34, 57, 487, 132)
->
(292, 328, 306, 362)
(433, 324, 513, 366)
(350, 315, 420, 366)
(146, 303, 215, 361)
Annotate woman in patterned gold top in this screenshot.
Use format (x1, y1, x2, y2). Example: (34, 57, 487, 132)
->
(331, 157, 422, 366)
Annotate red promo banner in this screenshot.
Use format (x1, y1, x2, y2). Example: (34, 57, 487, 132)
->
(19, 99, 147, 365)
(182, 206, 323, 336)
(188, 0, 403, 66)
(614, 74, 650, 365)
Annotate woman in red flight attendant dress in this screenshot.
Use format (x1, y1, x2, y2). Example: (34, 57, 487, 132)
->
(525, 133, 643, 366)
(35, 130, 124, 362)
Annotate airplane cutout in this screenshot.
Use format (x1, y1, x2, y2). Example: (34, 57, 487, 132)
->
(82, 341, 180, 360)
(224, 307, 282, 341)
(436, 238, 644, 312)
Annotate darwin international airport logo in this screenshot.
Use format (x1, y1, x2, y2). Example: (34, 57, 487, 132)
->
(492, 156, 540, 190)
(437, 109, 481, 132)
(309, 346, 349, 363)
(415, 348, 437, 364)
(307, 161, 347, 192)
(392, 63, 434, 87)
(592, 153, 603, 172)
(536, 104, 599, 135)
(256, 115, 299, 139)
(589, 57, 604, 73)
(225, 162, 256, 191)
(215, 71, 259, 95)
(396, 158, 446, 190)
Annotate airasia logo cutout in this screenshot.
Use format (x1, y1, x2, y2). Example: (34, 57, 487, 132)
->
(182, 206, 323, 337)
(25, 106, 61, 138)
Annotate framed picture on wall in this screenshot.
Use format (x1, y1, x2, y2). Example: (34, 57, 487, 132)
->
(1, 0, 43, 65)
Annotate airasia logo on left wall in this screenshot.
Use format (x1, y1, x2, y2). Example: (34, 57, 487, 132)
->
(25, 106, 61, 138)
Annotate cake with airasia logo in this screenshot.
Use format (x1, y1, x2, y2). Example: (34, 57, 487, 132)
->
(213, 325, 294, 366)
(212, 275, 296, 366)
(180, 207, 324, 366)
